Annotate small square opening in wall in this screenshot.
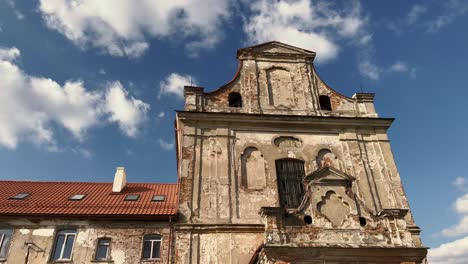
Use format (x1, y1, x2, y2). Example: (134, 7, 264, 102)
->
(151, 195, 166, 202)
(69, 194, 86, 201)
(124, 194, 139, 201)
(10, 193, 29, 200)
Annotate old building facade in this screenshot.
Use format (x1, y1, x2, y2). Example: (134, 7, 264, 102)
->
(0, 168, 178, 264)
(0, 42, 427, 263)
(174, 42, 427, 263)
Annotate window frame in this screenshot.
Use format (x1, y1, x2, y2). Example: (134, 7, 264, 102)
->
(141, 234, 162, 260)
(94, 237, 111, 261)
(124, 194, 140, 201)
(9, 193, 29, 200)
(0, 229, 13, 260)
(319, 95, 332, 111)
(275, 158, 306, 209)
(50, 229, 77, 261)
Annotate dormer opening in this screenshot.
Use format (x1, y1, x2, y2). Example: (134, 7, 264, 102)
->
(229, 92, 242, 107)
(319, 95, 332, 111)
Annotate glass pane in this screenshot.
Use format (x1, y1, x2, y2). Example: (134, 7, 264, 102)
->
(96, 244, 108, 260)
(152, 241, 161, 258)
(143, 241, 151, 259)
(52, 235, 65, 260)
(62, 234, 75, 259)
(0, 232, 12, 258)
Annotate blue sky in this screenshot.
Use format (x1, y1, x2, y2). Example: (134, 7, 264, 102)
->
(0, 0, 467, 262)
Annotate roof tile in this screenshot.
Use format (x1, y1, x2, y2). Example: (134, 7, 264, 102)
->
(0, 181, 178, 218)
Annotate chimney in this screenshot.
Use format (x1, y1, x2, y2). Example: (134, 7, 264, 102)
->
(112, 167, 127, 193)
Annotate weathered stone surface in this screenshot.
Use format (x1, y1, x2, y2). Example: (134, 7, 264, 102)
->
(175, 41, 426, 263)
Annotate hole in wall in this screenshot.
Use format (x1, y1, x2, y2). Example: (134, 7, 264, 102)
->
(319, 95, 332, 111)
(359, 217, 367, 226)
(228, 92, 242, 107)
(304, 215, 313, 225)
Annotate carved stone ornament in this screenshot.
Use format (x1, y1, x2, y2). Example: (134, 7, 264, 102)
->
(274, 136, 302, 149)
(317, 191, 350, 227)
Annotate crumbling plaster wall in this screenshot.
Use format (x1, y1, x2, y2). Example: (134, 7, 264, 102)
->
(177, 43, 421, 263)
(175, 114, 419, 262)
(1, 218, 171, 264)
(185, 58, 368, 117)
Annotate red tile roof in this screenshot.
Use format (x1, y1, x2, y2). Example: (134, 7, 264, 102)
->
(0, 181, 178, 219)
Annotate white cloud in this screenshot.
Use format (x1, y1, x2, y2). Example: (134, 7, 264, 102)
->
(104, 82, 150, 138)
(158, 112, 165, 118)
(441, 194, 468, 236)
(38, 0, 231, 58)
(0, 47, 20, 61)
(71, 147, 92, 159)
(406, 4, 427, 25)
(243, 0, 368, 64)
(389, 61, 409, 73)
(159, 73, 196, 99)
(388, 61, 416, 78)
(0, 46, 149, 149)
(428, 236, 468, 264)
(454, 177, 467, 190)
(5, 0, 25, 20)
(358, 53, 381, 80)
(158, 138, 174, 150)
(427, 0, 468, 33)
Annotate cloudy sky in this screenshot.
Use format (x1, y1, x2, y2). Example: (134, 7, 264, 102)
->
(1, 0, 467, 262)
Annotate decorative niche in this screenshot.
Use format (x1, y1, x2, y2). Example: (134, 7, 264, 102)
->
(273, 136, 302, 149)
(241, 147, 267, 190)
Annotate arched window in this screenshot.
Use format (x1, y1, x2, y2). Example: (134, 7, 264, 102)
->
(142, 234, 162, 259)
(228, 92, 242, 107)
(319, 95, 332, 111)
(275, 158, 305, 208)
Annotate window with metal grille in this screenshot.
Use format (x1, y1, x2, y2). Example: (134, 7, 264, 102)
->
(275, 158, 305, 208)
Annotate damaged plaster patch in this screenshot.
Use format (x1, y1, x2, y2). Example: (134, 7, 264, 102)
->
(19, 228, 30, 234)
(32, 228, 54, 237)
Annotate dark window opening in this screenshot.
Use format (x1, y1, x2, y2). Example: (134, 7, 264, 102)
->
(304, 215, 313, 225)
(275, 158, 305, 208)
(319, 95, 332, 111)
(95, 238, 111, 260)
(228, 92, 242, 107)
(51, 230, 76, 261)
(142, 235, 162, 259)
(0, 229, 13, 259)
(359, 217, 367, 227)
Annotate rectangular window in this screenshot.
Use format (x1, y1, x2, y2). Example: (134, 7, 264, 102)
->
(10, 193, 29, 200)
(151, 195, 165, 202)
(142, 235, 162, 259)
(124, 194, 139, 201)
(95, 238, 111, 260)
(51, 230, 76, 261)
(276, 159, 305, 208)
(69, 194, 86, 200)
(0, 229, 13, 259)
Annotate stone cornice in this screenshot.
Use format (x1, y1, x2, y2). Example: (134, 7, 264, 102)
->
(176, 111, 394, 130)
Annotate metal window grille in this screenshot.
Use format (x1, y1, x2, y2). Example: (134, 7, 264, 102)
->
(275, 159, 305, 208)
